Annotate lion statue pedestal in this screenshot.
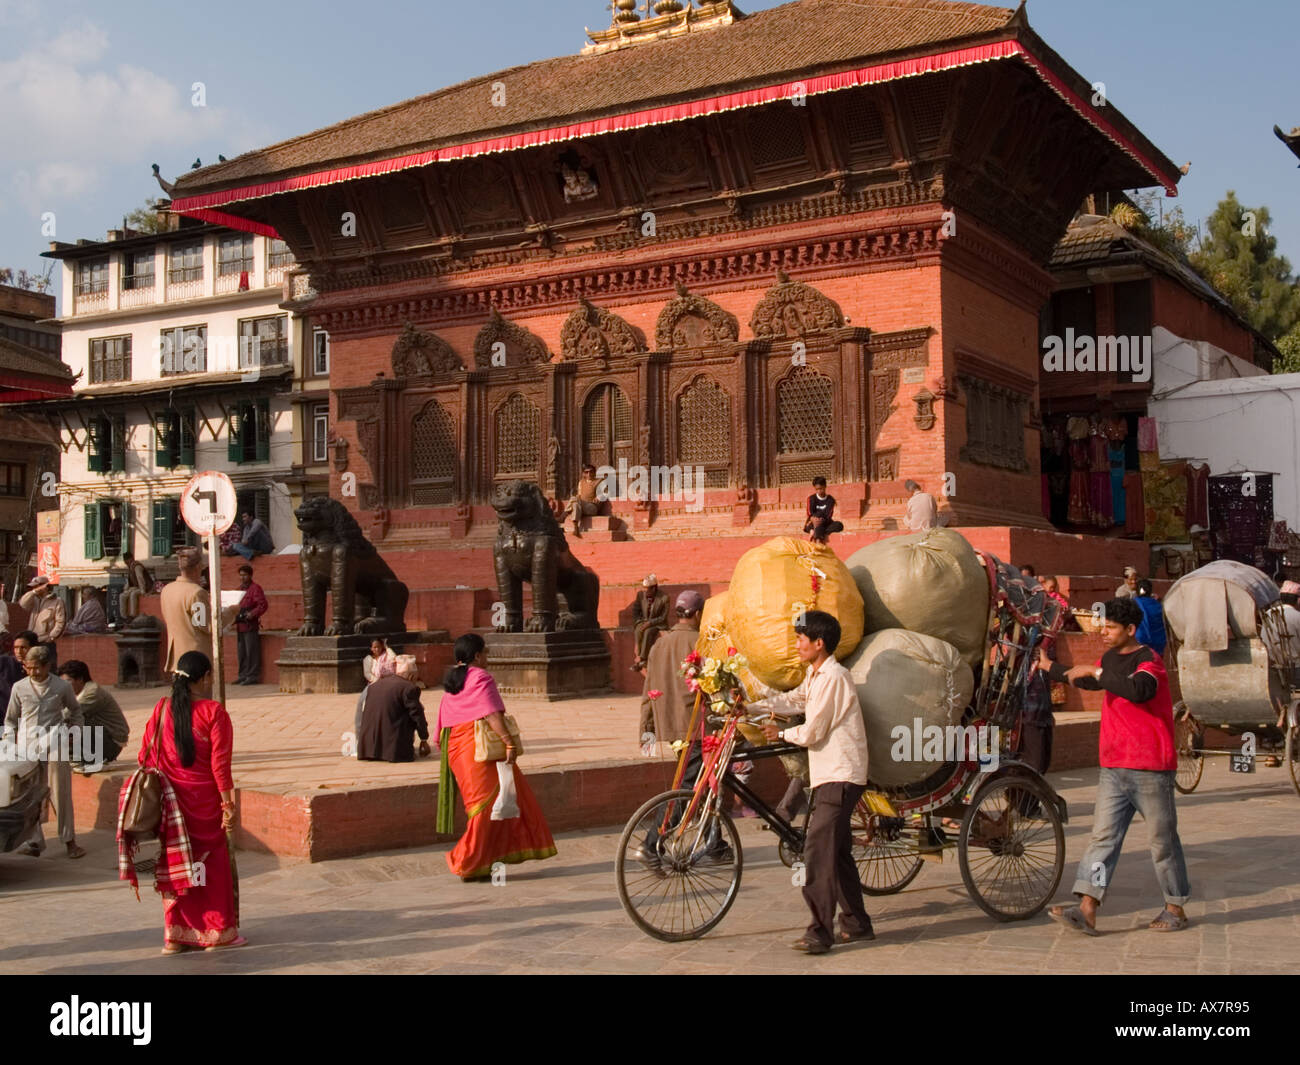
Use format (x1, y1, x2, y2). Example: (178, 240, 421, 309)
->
(485, 480, 610, 698)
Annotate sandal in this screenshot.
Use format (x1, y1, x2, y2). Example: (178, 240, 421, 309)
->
(835, 926, 876, 944)
(66, 843, 87, 860)
(18, 842, 40, 857)
(1048, 904, 1100, 936)
(790, 936, 830, 955)
(1149, 909, 1189, 932)
(161, 944, 195, 956)
(204, 936, 248, 950)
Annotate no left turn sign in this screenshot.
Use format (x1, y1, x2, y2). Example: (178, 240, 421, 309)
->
(181, 470, 238, 536)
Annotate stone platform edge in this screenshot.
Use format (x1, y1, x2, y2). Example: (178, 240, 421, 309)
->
(70, 715, 1103, 862)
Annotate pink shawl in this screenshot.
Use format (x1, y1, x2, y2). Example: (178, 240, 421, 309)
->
(437, 666, 506, 732)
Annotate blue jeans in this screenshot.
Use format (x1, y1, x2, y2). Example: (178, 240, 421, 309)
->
(230, 543, 255, 560)
(1072, 767, 1191, 906)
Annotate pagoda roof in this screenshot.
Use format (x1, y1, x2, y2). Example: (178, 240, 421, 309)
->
(170, 0, 1181, 227)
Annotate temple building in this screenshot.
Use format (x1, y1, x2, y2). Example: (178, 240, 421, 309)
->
(168, 0, 1185, 548)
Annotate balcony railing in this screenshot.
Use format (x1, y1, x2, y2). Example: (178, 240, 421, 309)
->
(74, 290, 109, 313)
(166, 278, 204, 302)
(119, 285, 157, 308)
(214, 272, 248, 295)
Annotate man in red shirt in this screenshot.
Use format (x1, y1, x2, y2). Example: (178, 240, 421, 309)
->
(1038, 596, 1190, 934)
(233, 564, 269, 685)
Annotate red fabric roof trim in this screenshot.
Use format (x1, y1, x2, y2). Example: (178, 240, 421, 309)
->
(174, 207, 282, 239)
(171, 38, 1178, 224)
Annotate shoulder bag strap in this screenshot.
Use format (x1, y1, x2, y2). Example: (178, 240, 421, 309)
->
(143, 701, 166, 770)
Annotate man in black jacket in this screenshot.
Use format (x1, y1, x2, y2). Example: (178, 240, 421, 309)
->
(803, 477, 843, 544)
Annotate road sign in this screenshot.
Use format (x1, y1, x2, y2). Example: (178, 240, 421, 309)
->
(181, 470, 238, 536)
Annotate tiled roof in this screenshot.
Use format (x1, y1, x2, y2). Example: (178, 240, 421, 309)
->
(173, 0, 1017, 191)
(0, 335, 73, 382)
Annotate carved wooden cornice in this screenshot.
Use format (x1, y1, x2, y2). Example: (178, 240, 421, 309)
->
(308, 224, 947, 338)
(473, 308, 550, 370)
(750, 270, 845, 338)
(655, 281, 740, 350)
(953, 349, 1036, 396)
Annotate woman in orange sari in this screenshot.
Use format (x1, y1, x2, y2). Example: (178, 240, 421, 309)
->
(436, 634, 556, 880)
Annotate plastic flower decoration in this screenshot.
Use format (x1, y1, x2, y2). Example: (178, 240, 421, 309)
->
(647, 689, 663, 700)
(680, 647, 749, 712)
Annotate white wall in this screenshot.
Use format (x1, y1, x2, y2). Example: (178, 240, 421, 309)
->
(1151, 350, 1300, 529)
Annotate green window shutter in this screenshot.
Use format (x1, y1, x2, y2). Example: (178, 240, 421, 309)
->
(179, 498, 198, 547)
(151, 499, 172, 557)
(87, 417, 105, 473)
(179, 408, 196, 467)
(155, 411, 173, 468)
(84, 503, 103, 560)
(120, 501, 134, 558)
(110, 413, 126, 472)
(228, 405, 242, 463)
(255, 398, 270, 463)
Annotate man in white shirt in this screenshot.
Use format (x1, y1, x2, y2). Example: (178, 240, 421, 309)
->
(760, 610, 874, 954)
(903, 480, 938, 532)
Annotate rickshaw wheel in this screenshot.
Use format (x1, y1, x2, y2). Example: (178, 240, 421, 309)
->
(852, 798, 924, 896)
(615, 789, 742, 942)
(958, 773, 1064, 922)
(1173, 703, 1204, 794)
(1287, 722, 1300, 800)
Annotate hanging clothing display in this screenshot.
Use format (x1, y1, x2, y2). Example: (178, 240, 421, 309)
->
(1067, 438, 1091, 524)
(1137, 416, 1158, 451)
(1144, 461, 1188, 543)
(1184, 463, 1210, 529)
(1209, 473, 1275, 566)
(1088, 423, 1112, 527)
(1124, 471, 1145, 536)
(1109, 443, 1127, 526)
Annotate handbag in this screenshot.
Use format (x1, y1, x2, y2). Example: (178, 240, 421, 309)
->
(120, 705, 166, 836)
(473, 715, 524, 762)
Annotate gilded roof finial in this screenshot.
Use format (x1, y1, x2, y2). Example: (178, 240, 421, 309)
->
(613, 0, 640, 25)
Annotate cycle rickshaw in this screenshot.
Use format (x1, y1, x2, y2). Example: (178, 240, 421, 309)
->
(1161, 560, 1300, 798)
(615, 552, 1070, 941)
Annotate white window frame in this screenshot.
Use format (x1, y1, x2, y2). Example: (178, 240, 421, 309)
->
(312, 328, 330, 375)
(311, 402, 330, 463)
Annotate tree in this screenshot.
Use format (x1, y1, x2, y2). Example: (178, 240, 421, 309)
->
(1272, 328, 1300, 374)
(0, 267, 53, 292)
(1189, 191, 1300, 346)
(124, 197, 169, 234)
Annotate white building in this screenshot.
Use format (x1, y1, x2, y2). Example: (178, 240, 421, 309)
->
(38, 219, 331, 593)
(1149, 324, 1299, 529)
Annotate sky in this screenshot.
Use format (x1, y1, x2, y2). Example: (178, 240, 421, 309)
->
(2, 0, 1298, 300)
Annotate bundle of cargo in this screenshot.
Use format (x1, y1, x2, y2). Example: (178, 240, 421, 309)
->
(722, 536, 865, 691)
(844, 628, 975, 788)
(846, 528, 990, 667)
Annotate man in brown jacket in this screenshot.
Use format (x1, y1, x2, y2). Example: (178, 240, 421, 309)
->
(160, 547, 211, 675)
(19, 577, 66, 669)
(639, 590, 705, 749)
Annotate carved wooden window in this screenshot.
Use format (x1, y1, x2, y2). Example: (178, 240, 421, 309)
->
(582, 383, 632, 470)
(776, 367, 834, 485)
(749, 107, 807, 171)
(902, 77, 949, 153)
(842, 93, 891, 168)
(411, 399, 456, 505)
(958, 375, 1028, 472)
(677, 377, 731, 489)
(494, 392, 539, 478)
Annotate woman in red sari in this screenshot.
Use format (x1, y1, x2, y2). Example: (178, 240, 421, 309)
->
(436, 634, 556, 880)
(137, 650, 244, 952)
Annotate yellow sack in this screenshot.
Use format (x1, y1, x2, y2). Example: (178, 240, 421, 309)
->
(696, 592, 768, 702)
(723, 537, 865, 691)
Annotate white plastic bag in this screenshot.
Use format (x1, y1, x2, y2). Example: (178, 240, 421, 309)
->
(490, 761, 520, 821)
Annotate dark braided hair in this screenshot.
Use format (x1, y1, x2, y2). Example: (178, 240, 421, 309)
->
(170, 650, 212, 768)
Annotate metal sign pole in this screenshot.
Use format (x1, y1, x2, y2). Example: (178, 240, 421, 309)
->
(208, 529, 225, 708)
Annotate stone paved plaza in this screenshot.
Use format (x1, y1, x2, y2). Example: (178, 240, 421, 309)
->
(2, 757, 1296, 975)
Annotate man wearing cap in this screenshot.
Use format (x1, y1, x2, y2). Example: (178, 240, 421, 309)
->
(631, 574, 670, 672)
(160, 547, 211, 675)
(639, 590, 706, 748)
(1114, 567, 1140, 598)
(19, 576, 65, 670)
(1263, 581, 1300, 682)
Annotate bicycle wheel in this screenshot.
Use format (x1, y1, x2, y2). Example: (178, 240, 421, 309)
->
(615, 788, 743, 942)
(1174, 704, 1203, 794)
(851, 800, 923, 896)
(959, 773, 1064, 921)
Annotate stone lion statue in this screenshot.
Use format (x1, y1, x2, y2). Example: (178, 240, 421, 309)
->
(294, 496, 409, 636)
(492, 480, 600, 632)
